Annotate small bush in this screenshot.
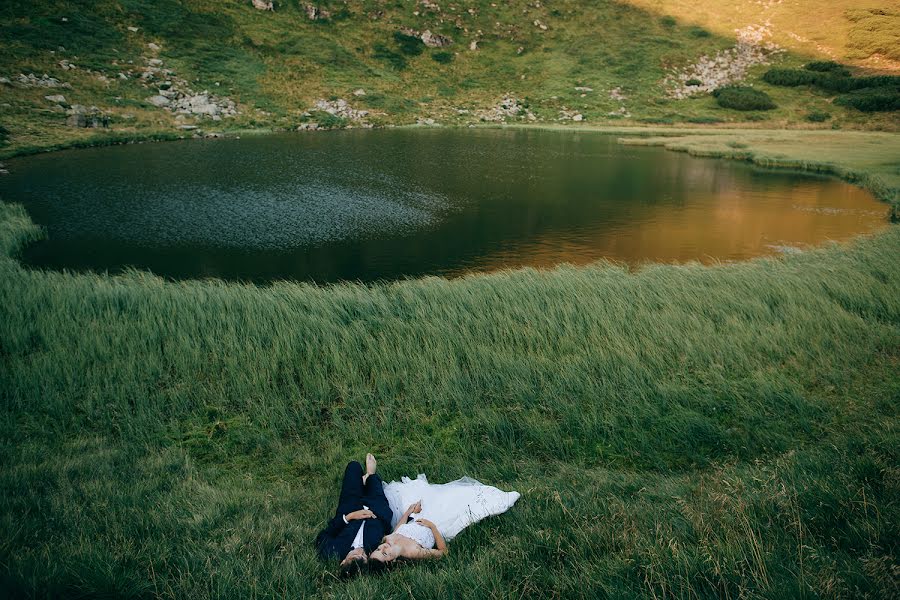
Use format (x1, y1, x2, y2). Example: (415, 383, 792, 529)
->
(805, 61, 851, 77)
(393, 31, 424, 56)
(713, 86, 776, 111)
(0, 124, 9, 145)
(686, 116, 725, 124)
(431, 51, 453, 64)
(660, 15, 676, 27)
(806, 111, 831, 122)
(685, 78, 702, 87)
(688, 26, 710, 38)
(373, 43, 407, 70)
(307, 111, 348, 129)
(762, 68, 818, 86)
(834, 88, 900, 112)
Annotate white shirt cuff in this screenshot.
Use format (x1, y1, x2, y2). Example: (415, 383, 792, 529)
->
(342, 514, 349, 524)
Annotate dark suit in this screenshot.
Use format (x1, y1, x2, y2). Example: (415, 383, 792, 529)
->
(315, 461, 393, 560)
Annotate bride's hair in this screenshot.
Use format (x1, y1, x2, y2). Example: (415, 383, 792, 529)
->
(367, 556, 406, 576)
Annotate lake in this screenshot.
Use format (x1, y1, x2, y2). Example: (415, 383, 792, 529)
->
(0, 128, 888, 283)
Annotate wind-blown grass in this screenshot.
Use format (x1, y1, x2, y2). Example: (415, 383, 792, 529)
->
(1, 130, 899, 597)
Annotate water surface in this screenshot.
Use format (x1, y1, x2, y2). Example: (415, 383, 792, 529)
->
(1, 129, 887, 283)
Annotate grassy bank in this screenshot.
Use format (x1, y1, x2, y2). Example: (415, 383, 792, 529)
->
(1, 129, 898, 598)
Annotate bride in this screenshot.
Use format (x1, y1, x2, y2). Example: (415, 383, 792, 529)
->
(368, 474, 520, 566)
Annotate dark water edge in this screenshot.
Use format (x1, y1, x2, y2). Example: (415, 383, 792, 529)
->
(1, 128, 888, 284)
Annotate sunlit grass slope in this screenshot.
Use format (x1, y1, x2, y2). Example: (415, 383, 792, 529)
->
(628, 0, 900, 72)
(1, 131, 898, 597)
(1, 1, 897, 157)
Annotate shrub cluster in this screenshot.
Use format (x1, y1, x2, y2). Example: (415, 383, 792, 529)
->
(834, 89, 900, 112)
(713, 86, 776, 111)
(373, 43, 407, 70)
(762, 69, 818, 87)
(804, 61, 851, 76)
(806, 111, 831, 123)
(431, 51, 454, 64)
(762, 63, 899, 112)
(393, 32, 425, 56)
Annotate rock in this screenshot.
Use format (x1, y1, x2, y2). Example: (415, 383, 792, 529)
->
(533, 19, 548, 31)
(311, 98, 368, 122)
(65, 104, 107, 128)
(305, 4, 330, 20)
(476, 95, 534, 122)
(147, 95, 170, 107)
(664, 22, 783, 99)
(0, 77, 10, 85)
(424, 31, 455, 48)
(44, 94, 67, 105)
(147, 42, 160, 52)
(416, 118, 436, 126)
(572, 114, 584, 122)
(251, 0, 274, 10)
(178, 125, 198, 130)
(353, 88, 366, 96)
(574, 86, 593, 92)
(421, 30, 452, 48)
(16, 73, 69, 88)
(297, 123, 319, 131)
(148, 58, 163, 67)
(469, 40, 479, 51)
(127, 26, 139, 32)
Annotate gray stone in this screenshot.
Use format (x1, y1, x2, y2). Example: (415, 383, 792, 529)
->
(147, 95, 170, 107)
(421, 30, 452, 47)
(44, 94, 67, 105)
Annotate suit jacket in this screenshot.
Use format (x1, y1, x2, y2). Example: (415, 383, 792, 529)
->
(315, 477, 393, 560)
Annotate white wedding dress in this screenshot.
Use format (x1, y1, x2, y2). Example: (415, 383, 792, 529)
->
(382, 475, 520, 546)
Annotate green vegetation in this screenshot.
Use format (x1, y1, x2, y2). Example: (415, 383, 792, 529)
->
(763, 64, 899, 113)
(712, 86, 776, 111)
(1, 130, 898, 597)
(804, 60, 851, 77)
(806, 110, 830, 123)
(431, 51, 454, 65)
(1, 1, 898, 157)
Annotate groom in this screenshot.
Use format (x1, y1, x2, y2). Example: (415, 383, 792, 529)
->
(315, 453, 394, 577)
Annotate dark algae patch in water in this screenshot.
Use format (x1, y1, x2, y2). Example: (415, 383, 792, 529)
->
(1, 129, 887, 283)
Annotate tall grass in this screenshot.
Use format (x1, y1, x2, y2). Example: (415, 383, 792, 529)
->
(1, 135, 898, 596)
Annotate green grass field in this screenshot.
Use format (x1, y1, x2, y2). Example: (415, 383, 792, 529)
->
(1, 129, 898, 598)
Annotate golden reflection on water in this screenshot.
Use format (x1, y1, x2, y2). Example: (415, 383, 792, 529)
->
(448, 174, 888, 275)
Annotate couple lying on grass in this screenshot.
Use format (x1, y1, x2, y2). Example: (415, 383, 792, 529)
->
(315, 453, 520, 578)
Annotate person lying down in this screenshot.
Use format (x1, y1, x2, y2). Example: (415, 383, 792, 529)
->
(314, 454, 520, 577)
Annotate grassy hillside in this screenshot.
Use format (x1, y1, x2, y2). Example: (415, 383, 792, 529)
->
(1, 130, 898, 598)
(629, 1, 900, 72)
(0, 1, 897, 157)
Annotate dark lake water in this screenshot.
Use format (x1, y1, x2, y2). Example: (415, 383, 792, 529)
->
(1, 128, 888, 283)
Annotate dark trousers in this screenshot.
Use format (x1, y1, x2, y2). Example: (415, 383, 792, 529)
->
(335, 461, 387, 517)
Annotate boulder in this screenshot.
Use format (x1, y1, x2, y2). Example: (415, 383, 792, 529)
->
(44, 94, 67, 105)
(251, 0, 274, 10)
(147, 95, 170, 107)
(421, 30, 452, 48)
(305, 4, 330, 20)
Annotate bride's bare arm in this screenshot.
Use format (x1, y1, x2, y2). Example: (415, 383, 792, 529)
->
(393, 501, 422, 533)
(415, 519, 448, 558)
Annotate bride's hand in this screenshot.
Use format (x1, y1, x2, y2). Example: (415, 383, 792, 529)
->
(407, 500, 422, 514)
(415, 518, 436, 529)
